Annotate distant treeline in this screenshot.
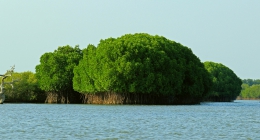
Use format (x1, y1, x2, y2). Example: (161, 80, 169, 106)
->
(1, 33, 243, 104)
(2, 71, 45, 103)
(239, 79, 260, 99)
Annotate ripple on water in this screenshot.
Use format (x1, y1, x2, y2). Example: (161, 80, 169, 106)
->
(0, 100, 259, 139)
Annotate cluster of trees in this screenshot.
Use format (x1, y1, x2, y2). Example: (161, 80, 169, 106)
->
(239, 79, 260, 99)
(203, 62, 242, 102)
(2, 33, 245, 104)
(242, 79, 260, 86)
(73, 33, 212, 104)
(2, 71, 45, 103)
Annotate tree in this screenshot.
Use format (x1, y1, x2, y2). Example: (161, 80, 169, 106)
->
(0, 65, 15, 103)
(242, 79, 260, 86)
(4, 71, 45, 102)
(73, 33, 212, 104)
(204, 61, 242, 102)
(240, 79, 260, 99)
(240, 84, 260, 99)
(35, 45, 82, 103)
(73, 45, 97, 93)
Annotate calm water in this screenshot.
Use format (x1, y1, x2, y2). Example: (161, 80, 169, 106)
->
(0, 100, 259, 140)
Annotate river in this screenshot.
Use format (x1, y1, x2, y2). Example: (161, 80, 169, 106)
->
(0, 100, 259, 140)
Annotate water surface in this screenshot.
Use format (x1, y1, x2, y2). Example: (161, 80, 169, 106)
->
(0, 100, 259, 139)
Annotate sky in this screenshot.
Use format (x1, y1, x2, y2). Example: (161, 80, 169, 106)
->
(0, 0, 259, 79)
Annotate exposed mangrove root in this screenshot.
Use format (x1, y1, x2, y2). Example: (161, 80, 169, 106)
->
(81, 92, 200, 105)
(45, 91, 81, 104)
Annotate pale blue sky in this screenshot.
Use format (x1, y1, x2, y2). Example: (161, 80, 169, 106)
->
(0, 0, 259, 79)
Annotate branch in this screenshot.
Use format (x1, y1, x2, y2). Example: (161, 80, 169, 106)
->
(0, 65, 15, 78)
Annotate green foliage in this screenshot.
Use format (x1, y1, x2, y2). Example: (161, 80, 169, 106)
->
(73, 45, 97, 93)
(240, 84, 260, 99)
(4, 71, 45, 102)
(36, 45, 82, 93)
(240, 80, 260, 99)
(73, 33, 212, 103)
(242, 79, 260, 86)
(204, 61, 242, 101)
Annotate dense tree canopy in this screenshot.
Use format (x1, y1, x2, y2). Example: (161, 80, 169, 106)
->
(73, 33, 212, 104)
(3, 71, 45, 102)
(35, 45, 82, 103)
(240, 84, 260, 99)
(240, 79, 260, 99)
(204, 61, 242, 101)
(242, 79, 260, 86)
